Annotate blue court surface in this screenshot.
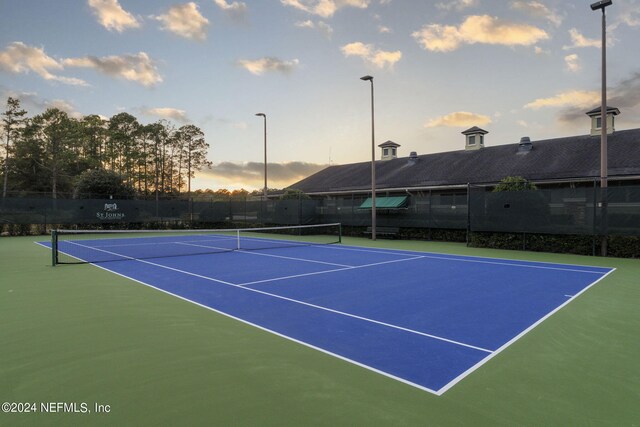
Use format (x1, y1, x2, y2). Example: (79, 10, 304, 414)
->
(40, 235, 614, 395)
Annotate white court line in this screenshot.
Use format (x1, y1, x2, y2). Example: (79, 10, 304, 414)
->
(62, 240, 492, 354)
(36, 242, 443, 395)
(59, 230, 614, 273)
(66, 241, 238, 286)
(86, 232, 598, 273)
(176, 241, 353, 268)
(435, 268, 616, 395)
(44, 246, 442, 395)
(311, 244, 610, 274)
(238, 256, 426, 287)
(237, 249, 353, 268)
(38, 240, 615, 395)
(93, 236, 237, 248)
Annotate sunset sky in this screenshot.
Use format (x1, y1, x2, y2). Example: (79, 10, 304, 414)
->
(1, 0, 639, 191)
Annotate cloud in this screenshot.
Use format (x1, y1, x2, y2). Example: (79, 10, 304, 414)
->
(155, 2, 209, 40)
(413, 25, 462, 53)
(280, 0, 369, 18)
(295, 19, 315, 28)
(87, 0, 140, 32)
(213, 0, 248, 20)
(0, 42, 161, 88)
(412, 15, 548, 52)
(0, 89, 85, 118)
(200, 115, 248, 129)
(435, 0, 477, 11)
(340, 42, 401, 69)
(0, 42, 88, 86)
(563, 28, 600, 50)
(63, 52, 162, 87)
(610, 1, 640, 30)
(556, 72, 640, 123)
(556, 108, 595, 125)
(609, 71, 640, 110)
(47, 99, 84, 119)
(0, 89, 38, 109)
(295, 19, 334, 38)
(201, 161, 328, 187)
(564, 54, 581, 73)
(141, 107, 189, 123)
(237, 57, 300, 75)
(616, 11, 640, 28)
(510, 1, 562, 27)
(524, 90, 599, 110)
(378, 25, 391, 34)
(425, 111, 492, 128)
(534, 46, 549, 55)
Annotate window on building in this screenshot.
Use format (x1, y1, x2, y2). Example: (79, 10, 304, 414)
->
(468, 135, 476, 145)
(391, 148, 396, 156)
(383, 148, 389, 156)
(479, 135, 484, 145)
(596, 117, 602, 129)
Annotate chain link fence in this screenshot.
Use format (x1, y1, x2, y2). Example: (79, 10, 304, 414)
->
(1, 186, 639, 238)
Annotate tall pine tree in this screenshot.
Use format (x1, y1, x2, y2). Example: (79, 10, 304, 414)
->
(2, 97, 27, 198)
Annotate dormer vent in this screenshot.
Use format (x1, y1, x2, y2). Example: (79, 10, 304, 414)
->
(461, 127, 488, 151)
(518, 136, 533, 152)
(408, 151, 418, 165)
(378, 140, 400, 161)
(586, 106, 620, 136)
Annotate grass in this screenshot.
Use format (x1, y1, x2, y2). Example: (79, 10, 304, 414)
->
(1, 235, 639, 426)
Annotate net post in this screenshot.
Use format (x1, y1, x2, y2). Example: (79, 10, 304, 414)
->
(51, 229, 58, 266)
(338, 223, 342, 244)
(236, 229, 241, 250)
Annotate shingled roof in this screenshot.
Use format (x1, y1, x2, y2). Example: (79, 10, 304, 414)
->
(290, 128, 640, 194)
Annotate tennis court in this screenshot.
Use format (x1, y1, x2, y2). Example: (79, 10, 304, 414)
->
(39, 225, 614, 395)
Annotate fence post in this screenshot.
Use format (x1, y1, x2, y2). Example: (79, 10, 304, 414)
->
(428, 189, 432, 241)
(466, 183, 471, 246)
(51, 229, 57, 266)
(601, 186, 608, 257)
(298, 192, 302, 225)
(592, 179, 597, 256)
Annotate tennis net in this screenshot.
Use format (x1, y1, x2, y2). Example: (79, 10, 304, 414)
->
(51, 223, 342, 265)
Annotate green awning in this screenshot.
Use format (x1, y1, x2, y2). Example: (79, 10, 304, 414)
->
(359, 196, 408, 209)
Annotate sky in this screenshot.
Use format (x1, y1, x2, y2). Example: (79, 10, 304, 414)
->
(1, 0, 639, 191)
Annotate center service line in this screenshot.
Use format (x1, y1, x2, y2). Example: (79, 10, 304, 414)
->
(65, 240, 492, 354)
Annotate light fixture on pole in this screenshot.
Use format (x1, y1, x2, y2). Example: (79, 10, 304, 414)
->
(360, 75, 376, 241)
(255, 113, 267, 198)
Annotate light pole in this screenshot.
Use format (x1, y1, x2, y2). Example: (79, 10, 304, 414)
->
(591, 0, 612, 256)
(255, 113, 267, 198)
(360, 75, 376, 241)
(591, 0, 612, 189)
